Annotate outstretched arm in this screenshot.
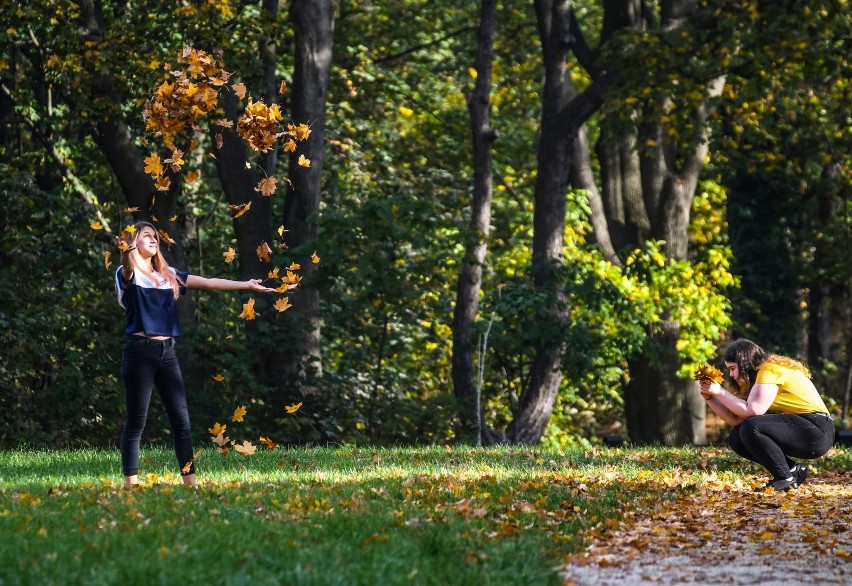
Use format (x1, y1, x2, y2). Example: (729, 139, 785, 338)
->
(185, 275, 276, 293)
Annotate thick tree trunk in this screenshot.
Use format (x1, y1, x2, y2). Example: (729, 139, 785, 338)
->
(280, 0, 334, 390)
(452, 0, 496, 444)
(501, 0, 575, 445)
(625, 322, 706, 444)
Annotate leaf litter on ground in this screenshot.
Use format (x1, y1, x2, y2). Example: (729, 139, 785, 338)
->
(561, 449, 852, 586)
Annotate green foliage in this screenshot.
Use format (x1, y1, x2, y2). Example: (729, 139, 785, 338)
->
(0, 172, 124, 447)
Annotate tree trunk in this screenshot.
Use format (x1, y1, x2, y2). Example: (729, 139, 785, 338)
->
(625, 322, 706, 444)
(452, 0, 496, 444)
(280, 0, 334, 391)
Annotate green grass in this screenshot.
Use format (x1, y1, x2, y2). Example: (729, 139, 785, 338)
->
(1, 444, 849, 585)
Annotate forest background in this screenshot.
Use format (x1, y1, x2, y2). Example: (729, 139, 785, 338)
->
(0, 0, 849, 452)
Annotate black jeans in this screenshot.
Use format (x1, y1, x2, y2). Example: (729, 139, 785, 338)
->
(120, 337, 194, 477)
(728, 412, 835, 480)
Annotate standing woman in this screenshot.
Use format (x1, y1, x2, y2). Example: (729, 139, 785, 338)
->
(116, 221, 275, 487)
(700, 338, 835, 492)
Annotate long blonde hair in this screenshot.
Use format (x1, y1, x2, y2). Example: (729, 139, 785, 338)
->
(126, 221, 183, 300)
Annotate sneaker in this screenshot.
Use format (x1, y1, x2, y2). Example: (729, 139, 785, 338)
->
(790, 464, 809, 487)
(754, 477, 796, 492)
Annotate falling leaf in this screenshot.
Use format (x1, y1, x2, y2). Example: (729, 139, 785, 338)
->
(256, 241, 272, 262)
(223, 247, 236, 263)
(256, 176, 277, 196)
(208, 422, 227, 436)
(91, 220, 104, 231)
(239, 297, 257, 320)
(285, 402, 302, 414)
(214, 119, 234, 128)
(283, 139, 297, 153)
(274, 297, 292, 313)
(212, 374, 225, 382)
(158, 229, 175, 245)
(155, 176, 172, 192)
(259, 436, 277, 450)
(103, 251, 112, 270)
(234, 440, 256, 456)
(311, 251, 320, 264)
(144, 152, 164, 177)
(268, 268, 280, 279)
(169, 214, 178, 222)
(277, 225, 288, 237)
(124, 206, 141, 213)
(229, 201, 252, 218)
(211, 432, 229, 447)
(297, 154, 311, 168)
(289, 123, 311, 142)
(186, 170, 201, 184)
(231, 405, 247, 423)
(277, 80, 287, 95)
(232, 83, 247, 99)
(181, 450, 203, 474)
(288, 262, 301, 271)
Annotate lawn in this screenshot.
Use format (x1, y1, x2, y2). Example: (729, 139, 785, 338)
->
(1, 444, 849, 585)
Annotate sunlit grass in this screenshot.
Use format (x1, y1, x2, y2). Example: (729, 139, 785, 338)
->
(1, 444, 849, 585)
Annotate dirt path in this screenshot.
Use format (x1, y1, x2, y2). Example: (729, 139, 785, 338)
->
(560, 472, 852, 585)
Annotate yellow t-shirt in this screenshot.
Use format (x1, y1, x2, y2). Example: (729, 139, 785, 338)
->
(755, 360, 829, 414)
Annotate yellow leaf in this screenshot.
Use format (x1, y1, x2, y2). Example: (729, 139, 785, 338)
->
(311, 251, 320, 264)
(285, 401, 302, 414)
(222, 247, 236, 263)
(231, 405, 247, 422)
(274, 297, 292, 313)
(229, 201, 252, 218)
(144, 152, 164, 177)
(283, 139, 297, 153)
(212, 374, 225, 382)
(297, 154, 311, 168)
(208, 422, 227, 436)
(277, 80, 287, 95)
(90, 220, 104, 231)
(239, 297, 257, 320)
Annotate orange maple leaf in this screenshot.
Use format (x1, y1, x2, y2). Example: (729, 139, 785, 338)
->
(229, 201, 252, 218)
(223, 247, 236, 263)
(91, 220, 104, 231)
(231, 405, 247, 422)
(283, 139, 297, 153)
(211, 432, 230, 448)
(208, 422, 227, 436)
(256, 176, 277, 196)
(274, 297, 292, 313)
(234, 440, 256, 456)
(311, 251, 320, 264)
(239, 297, 257, 320)
(277, 80, 287, 95)
(212, 374, 225, 382)
(256, 241, 272, 262)
(155, 176, 172, 192)
(231, 83, 247, 99)
(181, 450, 203, 474)
(259, 436, 277, 450)
(297, 154, 311, 168)
(186, 170, 201, 184)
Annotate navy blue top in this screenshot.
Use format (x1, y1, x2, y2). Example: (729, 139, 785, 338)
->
(115, 266, 188, 337)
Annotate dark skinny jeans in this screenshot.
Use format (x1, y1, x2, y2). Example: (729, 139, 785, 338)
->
(728, 412, 835, 480)
(120, 336, 195, 477)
